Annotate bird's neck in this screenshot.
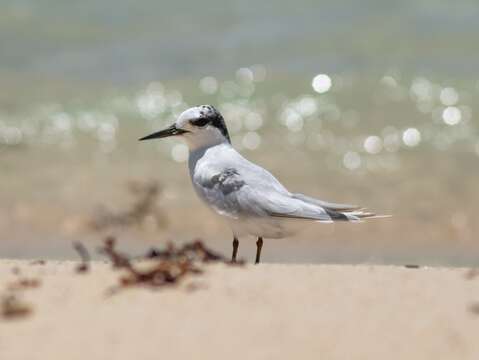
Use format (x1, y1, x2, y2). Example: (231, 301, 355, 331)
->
(187, 142, 233, 176)
(184, 131, 229, 152)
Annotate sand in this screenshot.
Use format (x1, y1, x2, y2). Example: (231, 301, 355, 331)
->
(1, 260, 479, 360)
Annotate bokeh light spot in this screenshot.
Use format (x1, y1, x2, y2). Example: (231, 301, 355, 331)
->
(343, 151, 361, 170)
(442, 106, 462, 126)
(312, 74, 332, 94)
(439, 87, 459, 106)
(363, 136, 383, 154)
(242, 132, 261, 150)
(199, 77, 218, 95)
(244, 112, 263, 131)
(402, 128, 421, 147)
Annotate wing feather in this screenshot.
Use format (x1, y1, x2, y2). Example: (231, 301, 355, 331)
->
(292, 193, 360, 212)
(195, 166, 332, 222)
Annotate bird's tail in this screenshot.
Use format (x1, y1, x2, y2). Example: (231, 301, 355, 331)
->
(292, 193, 390, 222)
(325, 208, 391, 222)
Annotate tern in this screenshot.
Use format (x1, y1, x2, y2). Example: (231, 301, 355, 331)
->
(140, 105, 383, 264)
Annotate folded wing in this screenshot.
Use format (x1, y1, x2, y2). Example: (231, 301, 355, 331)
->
(195, 155, 381, 223)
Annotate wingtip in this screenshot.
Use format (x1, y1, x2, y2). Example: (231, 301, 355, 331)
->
(368, 214, 392, 219)
(342, 211, 392, 220)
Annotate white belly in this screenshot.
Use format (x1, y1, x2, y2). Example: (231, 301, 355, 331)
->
(221, 212, 308, 239)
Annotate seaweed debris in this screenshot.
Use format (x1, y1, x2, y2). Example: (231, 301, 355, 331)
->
(90, 180, 167, 230)
(7, 278, 41, 291)
(404, 264, 420, 269)
(30, 260, 46, 265)
(1, 275, 39, 320)
(468, 302, 479, 315)
(1, 294, 33, 319)
(465, 268, 479, 280)
(98, 236, 243, 291)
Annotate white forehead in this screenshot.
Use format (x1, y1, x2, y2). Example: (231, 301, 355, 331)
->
(176, 107, 201, 127)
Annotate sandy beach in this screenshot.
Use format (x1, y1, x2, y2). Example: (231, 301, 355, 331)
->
(1, 260, 479, 360)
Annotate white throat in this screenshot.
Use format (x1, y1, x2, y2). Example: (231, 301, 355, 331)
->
(183, 128, 230, 152)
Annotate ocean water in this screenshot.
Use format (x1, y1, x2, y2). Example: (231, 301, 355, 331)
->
(1, 0, 478, 264)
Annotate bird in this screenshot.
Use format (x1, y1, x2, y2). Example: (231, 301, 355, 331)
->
(140, 105, 385, 264)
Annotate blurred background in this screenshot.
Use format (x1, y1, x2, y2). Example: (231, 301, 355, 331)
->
(1, 0, 478, 265)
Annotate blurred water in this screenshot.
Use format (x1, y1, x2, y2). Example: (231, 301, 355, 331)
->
(0, 1, 478, 264)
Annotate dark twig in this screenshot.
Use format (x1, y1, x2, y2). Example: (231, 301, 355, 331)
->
(73, 241, 91, 273)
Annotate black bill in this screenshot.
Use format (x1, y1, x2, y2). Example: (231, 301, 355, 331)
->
(139, 124, 188, 141)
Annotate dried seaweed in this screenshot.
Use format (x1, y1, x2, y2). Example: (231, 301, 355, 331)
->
(404, 264, 420, 269)
(1, 294, 32, 319)
(143, 240, 228, 263)
(99, 236, 132, 269)
(465, 269, 479, 315)
(7, 278, 41, 291)
(99, 236, 243, 291)
(1, 277, 38, 319)
(90, 180, 167, 230)
(468, 302, 479, 315)
(30, 260, 46, 265)
(465, 268, 479, 280)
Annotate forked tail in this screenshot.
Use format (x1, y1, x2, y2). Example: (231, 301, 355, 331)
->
(325, 208, 391, 222)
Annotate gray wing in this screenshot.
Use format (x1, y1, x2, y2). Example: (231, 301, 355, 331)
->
(292, 193, 360, 212)
(196, 163, 333, 222)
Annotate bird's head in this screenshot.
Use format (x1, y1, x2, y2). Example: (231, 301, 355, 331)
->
(139, 105, 230, 150)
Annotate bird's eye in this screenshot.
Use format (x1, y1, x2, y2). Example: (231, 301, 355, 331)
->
(191, 117, 209, 127)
